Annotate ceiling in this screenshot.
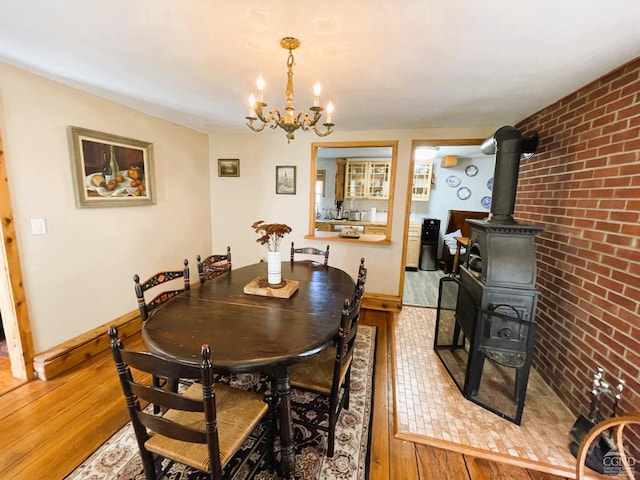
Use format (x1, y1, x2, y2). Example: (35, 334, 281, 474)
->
(1, 1, 639, 136)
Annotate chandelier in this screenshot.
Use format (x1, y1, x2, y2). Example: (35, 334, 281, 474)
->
(246, 37, 334, 142)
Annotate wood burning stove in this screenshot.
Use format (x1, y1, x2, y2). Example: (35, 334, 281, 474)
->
(434, 126, 544, 425)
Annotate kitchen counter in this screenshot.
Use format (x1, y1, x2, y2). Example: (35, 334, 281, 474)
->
(310, 230, 387, 243)
(315, 220, 387, 227)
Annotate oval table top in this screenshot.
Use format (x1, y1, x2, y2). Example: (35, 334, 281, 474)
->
(142, 261, 356, 372)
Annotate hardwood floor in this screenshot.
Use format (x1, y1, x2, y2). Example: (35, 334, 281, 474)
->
(0, 310, 571, 479)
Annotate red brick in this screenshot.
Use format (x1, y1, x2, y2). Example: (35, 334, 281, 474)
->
(602, 119, 630, 134)
(611, 126, 639, 142)
(605, 95, 635, 113)
(595, 89, 622, 108)
(625, 138, 640, 151)
(617, 102, 640, 120)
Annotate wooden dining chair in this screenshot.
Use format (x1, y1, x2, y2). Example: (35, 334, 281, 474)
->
(133, 259, 190, 322)
(575, 412, 640, 479)
(289, 259, 366, 457)
(108, 326, 275, 480)
(197, 246, 232, 283)
(290, 241, 330, 266)
(133, 260, 191, 405)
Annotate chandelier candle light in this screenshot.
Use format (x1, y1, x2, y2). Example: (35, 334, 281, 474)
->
(246, 37, 334, 143)
(251, 220, 292, 286)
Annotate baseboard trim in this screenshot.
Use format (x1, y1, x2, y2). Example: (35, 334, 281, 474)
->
(363, 293, 402, 312)
(32, 310, 142, 381)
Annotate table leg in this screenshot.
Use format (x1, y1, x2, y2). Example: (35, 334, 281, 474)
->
(272, 365, 295, 479)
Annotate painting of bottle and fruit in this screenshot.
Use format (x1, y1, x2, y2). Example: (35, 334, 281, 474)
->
(82, 141, 148, 198)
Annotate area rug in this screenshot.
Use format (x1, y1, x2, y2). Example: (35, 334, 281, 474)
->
(66, 325, 376, 480)
(393, 306, 578, 478)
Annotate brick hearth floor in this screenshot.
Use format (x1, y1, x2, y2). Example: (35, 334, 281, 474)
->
(393, 306, 578, 477)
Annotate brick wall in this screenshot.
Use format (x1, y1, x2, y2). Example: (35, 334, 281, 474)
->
(515, 57, 640, 422)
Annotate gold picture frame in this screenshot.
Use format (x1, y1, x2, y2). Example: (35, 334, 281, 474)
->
(69, 126, 156, 208)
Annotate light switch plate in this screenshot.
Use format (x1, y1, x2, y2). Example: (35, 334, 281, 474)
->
(31, 218, 47, 235)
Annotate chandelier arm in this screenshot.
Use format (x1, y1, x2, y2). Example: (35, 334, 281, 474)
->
(253, 102, 270, 124)
(312, 123, 334, 137)
(246, 117, 267, 132)
(294, 111, 311, 130)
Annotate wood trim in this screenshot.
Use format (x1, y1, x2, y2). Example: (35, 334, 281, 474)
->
(394, 431, 575, 479)
(0, 134, 34, 380)
(363, 293, 402, 312)
(32, 310, 142, 381)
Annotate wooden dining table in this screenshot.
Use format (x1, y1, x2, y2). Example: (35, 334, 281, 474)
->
(142, 260, 356, 479)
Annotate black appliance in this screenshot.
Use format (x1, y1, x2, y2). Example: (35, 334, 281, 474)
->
(434, 126, 544, 425)
(419, 218, 440, 271)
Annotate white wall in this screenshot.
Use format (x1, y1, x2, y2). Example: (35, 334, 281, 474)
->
(0, 63, 211, 352)
(210, 127, 493, 297)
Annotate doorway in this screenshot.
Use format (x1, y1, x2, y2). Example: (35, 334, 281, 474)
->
(0, 132, 34, 394)
(401, 138, 487, 308)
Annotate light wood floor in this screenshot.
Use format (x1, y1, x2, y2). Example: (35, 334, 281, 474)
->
(0, 310, 570, 479)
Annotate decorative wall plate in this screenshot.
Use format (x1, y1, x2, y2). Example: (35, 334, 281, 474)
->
(446, 175, 461, 187)
(481, 196, 492, 209)
(457, 187, 471, 200)
(487, 177, 494, 190)
(465, 165, 478, 177)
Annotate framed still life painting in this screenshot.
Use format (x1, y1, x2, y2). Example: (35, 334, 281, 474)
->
(69, 126, 156, 207)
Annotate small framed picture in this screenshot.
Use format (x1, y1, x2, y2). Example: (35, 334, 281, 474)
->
(69, 126, 156, 208)
(218, 158, 240, 177)
(276, 166, 296, 195)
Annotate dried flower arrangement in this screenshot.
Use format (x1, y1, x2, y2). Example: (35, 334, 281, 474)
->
(251, 220, 292, 252)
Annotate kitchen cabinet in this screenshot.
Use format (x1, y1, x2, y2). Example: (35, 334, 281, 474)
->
(345, 160, 390, 200)
(406, 223, 421, 269)
(344, 161, 367, 199)
(315, 222, 332, 232)
(411, 161, 433, 201)
(364, 225, 386, 235)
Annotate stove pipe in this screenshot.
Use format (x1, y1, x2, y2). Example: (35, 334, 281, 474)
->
(481, 126, 539, 224)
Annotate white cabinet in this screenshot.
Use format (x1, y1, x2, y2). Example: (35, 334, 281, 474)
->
(412, 161, 433, 201)
(344, 161, 368, 199)
(345, 160, 390, 200)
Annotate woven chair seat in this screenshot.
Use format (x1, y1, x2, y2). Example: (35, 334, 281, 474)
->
(290, 347, 352, 395)
(146, 383, 268, 472)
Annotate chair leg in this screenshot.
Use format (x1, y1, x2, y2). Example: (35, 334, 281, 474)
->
(327, 407, 337, 457)
(140, 448, 157, 480)
(343, 368, 352, 410)
(152, 375, 161, 414)
(265, 394, 277, 473)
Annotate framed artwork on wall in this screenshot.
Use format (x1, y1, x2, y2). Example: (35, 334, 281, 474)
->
(218, 158, 240, 177)
(276, 166, 296, 194)
(69, 126, 156, 208)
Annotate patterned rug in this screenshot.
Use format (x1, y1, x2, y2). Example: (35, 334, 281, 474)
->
(66, 325, 376, 480)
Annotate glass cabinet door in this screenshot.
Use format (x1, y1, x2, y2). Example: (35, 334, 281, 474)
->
(367, 162, 390, 199)
(345, 161, 367, 198)
(412, 161, 432, 201)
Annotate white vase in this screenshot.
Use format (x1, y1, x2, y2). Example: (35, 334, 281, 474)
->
(267, 251, 282, 285)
